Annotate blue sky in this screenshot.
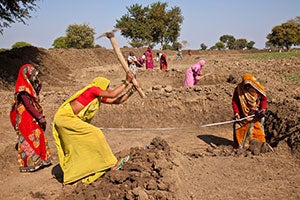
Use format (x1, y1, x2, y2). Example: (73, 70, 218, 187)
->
(1, 0, 299, 50)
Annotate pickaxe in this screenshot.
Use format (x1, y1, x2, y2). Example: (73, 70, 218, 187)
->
(97, 29, 145, 98)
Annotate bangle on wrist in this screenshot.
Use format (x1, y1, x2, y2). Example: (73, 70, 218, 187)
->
(38, 116, 44, 120)
(122, 80, 129, 87)
(127, 88, 134, 96)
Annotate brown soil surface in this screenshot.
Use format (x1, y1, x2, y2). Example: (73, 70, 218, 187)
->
(0, 47, 299, 200)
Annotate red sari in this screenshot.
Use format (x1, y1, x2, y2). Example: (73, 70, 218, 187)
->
(160, 54, 168, 70)
(10, 64, 51, 172)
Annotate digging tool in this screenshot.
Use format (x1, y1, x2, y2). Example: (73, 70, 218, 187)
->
(201, 114, 256, 127)
(97, 29, 145, 98)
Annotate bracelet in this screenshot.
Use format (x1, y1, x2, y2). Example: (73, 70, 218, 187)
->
(121, 80, 129, 87)
(127, 88, 134, 96)
(38, 116, 44, 120)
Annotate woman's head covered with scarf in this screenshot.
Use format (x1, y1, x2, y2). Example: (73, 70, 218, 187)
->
(15, 64, 42, 100)
(198, 59, 205, 66)
(241, 73, 266, 97)
(91, 77, 110, 90)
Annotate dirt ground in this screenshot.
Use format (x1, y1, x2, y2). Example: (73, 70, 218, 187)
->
(0, 46, 299, 200)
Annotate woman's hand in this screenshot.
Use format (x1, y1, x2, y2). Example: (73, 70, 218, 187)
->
(38, 116, 47, 131)
(125, 71, 134, 83)
(234, 113, 240, 120)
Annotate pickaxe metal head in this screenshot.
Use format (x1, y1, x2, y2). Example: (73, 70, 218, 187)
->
(97, 28, 119, 39)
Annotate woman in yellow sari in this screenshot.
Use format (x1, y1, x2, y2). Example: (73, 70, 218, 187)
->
(52, 72, 137, 185)
(232, 73, 267, 150)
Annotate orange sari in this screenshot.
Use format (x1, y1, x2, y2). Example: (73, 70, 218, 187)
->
(10, 64, 51, 172)
(233, 73, 267, 148)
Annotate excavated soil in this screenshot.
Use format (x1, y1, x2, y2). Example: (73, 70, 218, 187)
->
(0, 46, 299, 200)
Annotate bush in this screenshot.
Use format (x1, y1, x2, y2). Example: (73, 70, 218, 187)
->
(12, 41, 32, 49)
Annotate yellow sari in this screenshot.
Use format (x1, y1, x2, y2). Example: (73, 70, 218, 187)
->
(52, 77, 117, 184)
(233, 73, 267, 148)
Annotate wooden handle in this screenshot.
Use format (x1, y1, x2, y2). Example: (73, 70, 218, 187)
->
(109, 37, 145, 98)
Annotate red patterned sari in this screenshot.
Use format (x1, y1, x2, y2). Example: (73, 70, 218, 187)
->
(10, 64, 51, 172)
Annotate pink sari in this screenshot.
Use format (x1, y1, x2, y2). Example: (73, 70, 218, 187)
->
(145, 46, 154, 69)
(184, 60, 205, 87)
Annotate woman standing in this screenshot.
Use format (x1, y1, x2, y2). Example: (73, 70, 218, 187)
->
(10, 64, 52, 172)
(52, 71, 137, 185)
(145, 46, 154, 69)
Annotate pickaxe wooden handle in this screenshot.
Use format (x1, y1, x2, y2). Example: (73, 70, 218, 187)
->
(98, 29, 145, 98)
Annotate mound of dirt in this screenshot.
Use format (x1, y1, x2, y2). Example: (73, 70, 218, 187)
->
(59, 137, 177, 200)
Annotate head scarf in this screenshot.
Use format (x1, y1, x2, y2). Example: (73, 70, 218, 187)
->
(191, 59, 205, 73)
(91, 77, 110, 90)
(14, 64, 41, 101)
(198, 60, 205, 66)
(147, 46, 152, 53)
(242, 73, 266, 97)
(237, 73, 266, 116)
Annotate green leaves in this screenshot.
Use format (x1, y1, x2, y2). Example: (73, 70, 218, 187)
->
(115, 2, 183, 49)
(267, 18, 300, 50)
(0, 0, 37, 34)
(65, 23, 95, 49)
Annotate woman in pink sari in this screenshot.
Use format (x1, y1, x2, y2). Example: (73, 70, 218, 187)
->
(145, 46, 154, 69)
(183, 60, 206, 87)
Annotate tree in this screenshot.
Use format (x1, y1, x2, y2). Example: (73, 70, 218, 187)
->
(235, 38, 248, 50)
(171, 41, 182, 51)
(246, 41, 255, 49)
(65, 23, 95, 49)
(289, 16, 300, 24)
(0, 0, 38, 34)
(181, 40, 188, 48)
(215, 42, 225, 50)
(266, 20, 300, 50)
(52, 36, 67, 49)
(220, 35, 236, 49)
(12, 41, 32, 49)
(115, 2, 183, 48)
(200, 43, 207, 50)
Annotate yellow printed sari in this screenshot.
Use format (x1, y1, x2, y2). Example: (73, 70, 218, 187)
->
(52, 77, 117, 184)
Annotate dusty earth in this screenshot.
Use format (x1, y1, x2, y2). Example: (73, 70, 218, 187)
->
(0, 46, 299, 200)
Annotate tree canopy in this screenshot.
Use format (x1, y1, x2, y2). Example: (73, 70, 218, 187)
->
(115, 2, 183, 49)
(266, 17, 300, 50)
(0, 0, 38, 34)
(52, 36, 67, 49)
(218, 35, 255, 50)
(65, 24, 95, 49)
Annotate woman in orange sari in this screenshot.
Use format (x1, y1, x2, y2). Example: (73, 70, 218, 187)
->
(10, 64, 52, 172)
(232, 73, 267, 149)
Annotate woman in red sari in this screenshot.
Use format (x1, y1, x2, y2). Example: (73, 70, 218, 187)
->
(160, 53, 168, 70)
(10, 64, 51, 172)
